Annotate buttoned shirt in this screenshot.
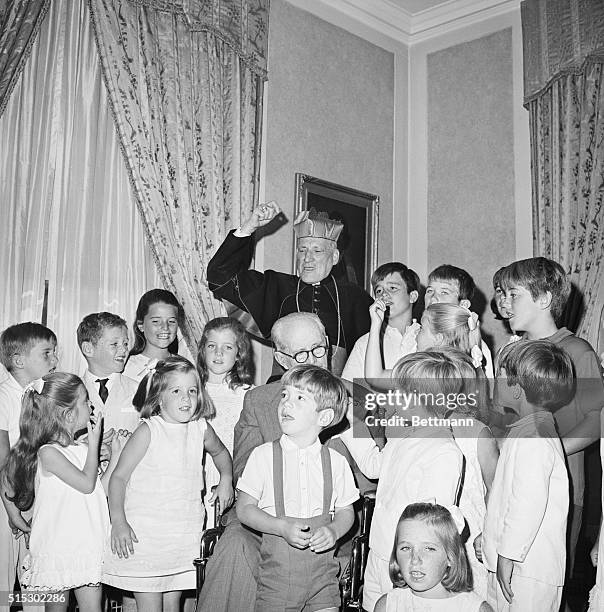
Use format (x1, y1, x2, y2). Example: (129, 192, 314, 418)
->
(482, 411, 568, 585)
(0, 374, 25, 446)
(341, 322, 420, 382)
(83, 370, 140, 432)
(237, 435, 359, 519)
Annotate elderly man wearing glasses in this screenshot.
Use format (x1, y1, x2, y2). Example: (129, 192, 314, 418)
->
(206, 202, 373, 375)
(197, 312, 379, 612)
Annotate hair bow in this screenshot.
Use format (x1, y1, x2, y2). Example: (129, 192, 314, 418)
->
(470, 344, 484, 369)
(467, 311, 479, 331)
(146, 358, 159, 375)
(144, 358, 159, 395)
(445, 505, 466, 535)
(23, 378, 45, 395)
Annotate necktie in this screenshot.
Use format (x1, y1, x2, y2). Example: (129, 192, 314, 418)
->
(96, 378, 109, 404)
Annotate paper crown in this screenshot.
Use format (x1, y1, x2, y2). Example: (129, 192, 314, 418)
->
(293, 209, 343, 242)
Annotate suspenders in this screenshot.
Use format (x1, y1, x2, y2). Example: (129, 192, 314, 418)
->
(271, 439, 333, 518)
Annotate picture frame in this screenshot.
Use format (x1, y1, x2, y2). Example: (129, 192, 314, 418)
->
(293, 173, 379, 293)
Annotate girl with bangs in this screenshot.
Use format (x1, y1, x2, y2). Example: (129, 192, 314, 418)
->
(103, 356, 233, 612)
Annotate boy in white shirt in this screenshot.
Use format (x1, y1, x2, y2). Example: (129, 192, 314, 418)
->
(236, 364, 358, 612)
(342, 262, 420, 382)
(0, 323, 58, 611)
(483, 340, 574, 611)
(77, 312, 140, 433)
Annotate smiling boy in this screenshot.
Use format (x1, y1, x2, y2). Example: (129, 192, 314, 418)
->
(236, 364, 358, 612)
(425, 264, 494, 377)
(77, 312, 139, 433)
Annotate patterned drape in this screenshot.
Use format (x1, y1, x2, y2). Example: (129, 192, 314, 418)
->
(522, 0, 604, 345)
(0, 0, 50, 117)
(88, 0, 269, 351)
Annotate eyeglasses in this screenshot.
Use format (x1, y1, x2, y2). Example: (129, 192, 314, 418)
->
(276, 345, 328, 364)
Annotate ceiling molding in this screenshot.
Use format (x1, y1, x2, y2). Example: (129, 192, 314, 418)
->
(295, 0, 519, 47)
(410, 0, 520, 43)
(306, 0, 413, 45)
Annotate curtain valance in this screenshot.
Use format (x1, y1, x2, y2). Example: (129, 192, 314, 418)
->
(121, 0, 269, 78)
(522, 0, 604, 103)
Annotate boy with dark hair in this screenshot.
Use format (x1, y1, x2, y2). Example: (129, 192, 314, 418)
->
(77, 312, 139, 433)
(0, 322, 58, 610)
(484, 340, 575, 611)
(497, 256, 604, 593)
(342, 262, 420, 382)
(236, 364, 358, 612)
(426, 264, 494, 377)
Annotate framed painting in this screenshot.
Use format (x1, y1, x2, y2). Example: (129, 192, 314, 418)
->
(293, 173, 379, 292)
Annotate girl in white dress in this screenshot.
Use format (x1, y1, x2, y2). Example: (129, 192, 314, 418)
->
(104, 356, 233, 612)
(196, 317, 254, 525)
(123, 289, 189, 383)
(2, 373, 119, 612)
(375, 503, 493, 612)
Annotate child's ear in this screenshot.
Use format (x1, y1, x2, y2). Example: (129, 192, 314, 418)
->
(136, 320, 144, 333)
(510, 382, 524, 401)
(11, 353, 24, 370)
(409, 290, 419, 304)
(318, 408, 335, 428)
(538, 291, 553, 310)
(460, 298, 471, 310)
(81, 341, 95, 358)
(433, 332, 445, 347)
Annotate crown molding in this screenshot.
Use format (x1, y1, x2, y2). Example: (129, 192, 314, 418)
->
(289, 0, 520, 48)
(410, 0, 520, 43)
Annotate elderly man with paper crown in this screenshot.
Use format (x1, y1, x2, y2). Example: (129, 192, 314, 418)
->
(206, 201, 373, 374)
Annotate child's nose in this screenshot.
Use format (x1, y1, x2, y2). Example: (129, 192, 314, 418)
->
(410, 550, 422, 565)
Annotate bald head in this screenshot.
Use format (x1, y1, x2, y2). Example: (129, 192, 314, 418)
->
(271, 313, 328, 370)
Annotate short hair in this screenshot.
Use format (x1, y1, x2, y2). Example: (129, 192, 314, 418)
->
(131, 289, 184, 355)
(0, 323, 57, 371)
(390, 503, 472, 593)
(391, 349, 477, 418)
(371, 262, 420, 295)
(271, 313, 326, 353)
(498, 257, 570, 323)
(281, 364, 348, 427)
(77, 312, 127, 348)
(492, 266, 506, 290)
(428, 265, 476, 302)
(421, 303, 483, 356)
(497, 340, 575, 412)
(133, 355, 214, 420)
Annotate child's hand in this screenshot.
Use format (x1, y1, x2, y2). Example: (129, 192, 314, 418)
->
(473, 533, 483, 562)
(111, 521, 138, 559)
(87, 416, 104, 450)
(209, 479, 234, 514)
(99, 427, 115, 463)
(309, 525, 337, 553)
(8, 513, 31, 547)
(496, 554, 514, 603)
(369, 299, 388, 326)
(279, 518, 311, 549)
(591, 538, 599, 567)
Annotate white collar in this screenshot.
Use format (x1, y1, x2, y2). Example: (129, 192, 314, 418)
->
(280, 434, 322, 455)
